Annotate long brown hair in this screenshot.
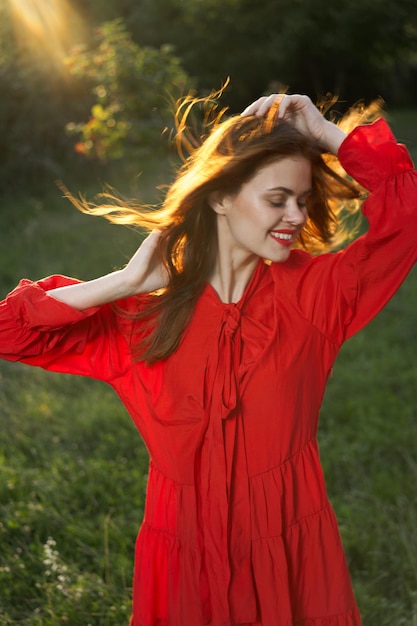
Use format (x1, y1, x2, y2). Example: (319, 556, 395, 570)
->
(70, 92, 382, 364)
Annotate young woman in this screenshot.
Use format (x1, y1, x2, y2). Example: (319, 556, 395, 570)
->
(1, 93, 416, 626)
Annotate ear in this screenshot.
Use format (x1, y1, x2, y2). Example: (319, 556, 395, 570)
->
(208, 191, 230, 216)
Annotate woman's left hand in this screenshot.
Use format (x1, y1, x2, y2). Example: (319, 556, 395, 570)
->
(241, 93, 346, 155)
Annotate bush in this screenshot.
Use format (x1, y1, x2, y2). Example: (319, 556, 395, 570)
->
(65, 19, 193, 163)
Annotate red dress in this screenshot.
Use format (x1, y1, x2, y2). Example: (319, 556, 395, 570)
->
(1, 119, 417, 626)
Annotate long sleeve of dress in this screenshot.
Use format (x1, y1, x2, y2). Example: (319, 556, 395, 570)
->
(0, 275, 133, 382)
(280, 118, 417, 345)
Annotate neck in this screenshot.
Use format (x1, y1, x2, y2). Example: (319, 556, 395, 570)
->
(209, 227, 259, 304)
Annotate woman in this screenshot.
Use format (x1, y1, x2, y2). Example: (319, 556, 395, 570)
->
(1, 93, 416, 626)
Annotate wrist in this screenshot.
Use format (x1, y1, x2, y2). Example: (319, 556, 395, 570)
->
(320, 120, 347, 155)
(118, 267, 142, 298)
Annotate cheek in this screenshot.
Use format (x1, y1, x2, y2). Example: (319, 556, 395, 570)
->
(226, 192, 271, 237)
(229, 201, 258, 228)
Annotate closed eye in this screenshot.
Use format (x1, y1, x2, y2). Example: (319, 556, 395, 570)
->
(298, 193, 312, 209)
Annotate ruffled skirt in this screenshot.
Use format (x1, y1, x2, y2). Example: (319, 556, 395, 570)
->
(130, 440, 361, 626)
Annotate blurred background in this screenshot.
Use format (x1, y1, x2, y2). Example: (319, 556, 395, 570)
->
(1, 1, 417, 625)
(1, 0, 417, 191)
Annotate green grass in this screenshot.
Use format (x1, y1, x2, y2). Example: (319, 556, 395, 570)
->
(0, 157, 167, 625)
(1, 111, 417, 625)
(320, 268, 417, 624)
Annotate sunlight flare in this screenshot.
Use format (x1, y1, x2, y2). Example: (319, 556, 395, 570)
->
(8, 0, 85, 65)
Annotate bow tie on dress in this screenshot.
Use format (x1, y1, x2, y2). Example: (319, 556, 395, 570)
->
(197, 297, 262, 624)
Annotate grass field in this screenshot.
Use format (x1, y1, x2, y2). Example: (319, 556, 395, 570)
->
(1, 111, 417, 625)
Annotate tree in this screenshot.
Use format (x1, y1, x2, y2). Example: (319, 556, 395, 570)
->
(123, 0, 417, 110)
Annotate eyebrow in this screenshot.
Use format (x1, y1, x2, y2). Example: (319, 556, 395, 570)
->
(267, 186, 312, 196)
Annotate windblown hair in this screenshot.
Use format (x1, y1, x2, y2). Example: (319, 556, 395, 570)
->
(69, 91, 382, 364)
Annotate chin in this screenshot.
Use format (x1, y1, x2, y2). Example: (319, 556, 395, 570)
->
(266, 249, 292, 264)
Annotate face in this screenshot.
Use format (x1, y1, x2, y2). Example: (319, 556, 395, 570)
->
(212, 156, 312, 264)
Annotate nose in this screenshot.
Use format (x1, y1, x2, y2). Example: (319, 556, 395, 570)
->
(283, 198, 306, 226)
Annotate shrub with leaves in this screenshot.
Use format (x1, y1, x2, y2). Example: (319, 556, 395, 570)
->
(65, 19, 193, 162)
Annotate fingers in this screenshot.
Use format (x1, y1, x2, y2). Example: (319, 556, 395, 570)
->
(127, 230, 161, 267)
(140, 229, 162, 249)
(241, 93, 312, 119)
(277, 94, 311, 119)
(145, 229, 162, 242)
(241, 94, 284, 117)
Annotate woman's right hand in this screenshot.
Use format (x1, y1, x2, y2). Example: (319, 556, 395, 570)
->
(122, 230, 169, 295)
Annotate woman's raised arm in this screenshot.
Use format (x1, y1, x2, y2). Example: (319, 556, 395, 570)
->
(46, 230, 168, 310)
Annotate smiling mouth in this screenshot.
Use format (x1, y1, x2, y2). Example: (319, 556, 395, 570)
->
(269, 230, 296, 245)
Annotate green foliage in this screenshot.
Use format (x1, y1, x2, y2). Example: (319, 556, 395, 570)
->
(0, 3, 90, 191)
(2, 0, 417, 191)
(124, 0, 417, 110)
(65, 19, 192, 162)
